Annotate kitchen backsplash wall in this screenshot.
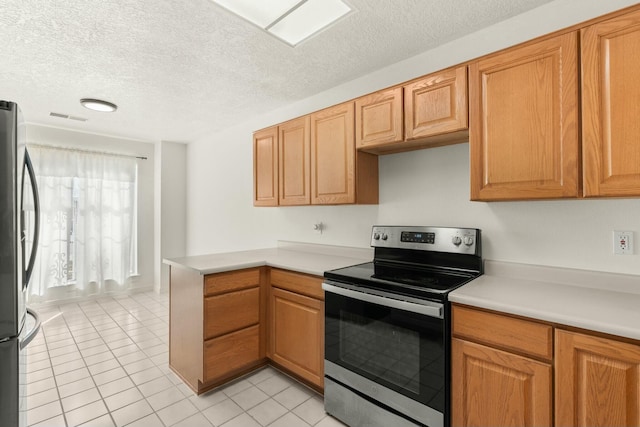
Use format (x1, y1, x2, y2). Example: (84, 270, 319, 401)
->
(186, 0, 640, 276)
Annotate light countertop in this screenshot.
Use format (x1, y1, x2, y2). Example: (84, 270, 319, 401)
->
(449, 260, 640, 341)
(165, 244, 640, 342)
(163, 241, 373, 277)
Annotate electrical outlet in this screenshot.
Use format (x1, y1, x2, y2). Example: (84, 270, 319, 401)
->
(613, 230, 633, 255)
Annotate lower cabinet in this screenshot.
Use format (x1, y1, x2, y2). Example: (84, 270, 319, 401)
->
(555, 329, 640, 427)
(451, 305, 553, 427)
(169, 265, 324, 394)
(169, 266, 266, 394)
(452, 304, 640, 427)
(269, 269, 324, 390)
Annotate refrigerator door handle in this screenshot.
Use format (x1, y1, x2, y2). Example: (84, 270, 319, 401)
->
(20, 308, 40, 350)
(22, 149, 39, 289)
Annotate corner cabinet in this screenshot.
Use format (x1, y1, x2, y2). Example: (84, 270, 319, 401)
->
(469, 32, 580, 201)
(555, 329, 640, 427)
(581, 9, 640, 197)
(451, 305, 553, 427)
(253, 127, 278, 206)
(310, 102, 378, 205)
(169, 267, 267, 394)
(268, 269, 324, 391)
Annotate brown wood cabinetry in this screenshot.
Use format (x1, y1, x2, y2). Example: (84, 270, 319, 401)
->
(169, 267, 266, 394)
(453, 303, 640, 427)
(269, 269, 324, 390)
(469, 32, 580, 201)
(254, 104, 378, 206)
(404, 66, 468, 144)
(253, 127, 278, 206)
(310, 102, 378, 205)
(170, 265, 325, 394)
(581, 9, 640, 197)
(355, 87, 403, 150)
(451, 305, 553, 427)
(355, 66, 469, 155)
(555, 329, 640, 427)
(279, 116, 311, 205)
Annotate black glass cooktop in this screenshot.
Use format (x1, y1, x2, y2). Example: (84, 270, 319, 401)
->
(324, 261, 478, 302)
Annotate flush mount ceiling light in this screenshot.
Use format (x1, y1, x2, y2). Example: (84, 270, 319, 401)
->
(211, 0, 352, 46)
(80, 98, 118, 112)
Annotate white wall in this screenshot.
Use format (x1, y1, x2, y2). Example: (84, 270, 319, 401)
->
(26, 124, 157, 291)
(157, 141, 187, 293)
(186, 0, 640, 276)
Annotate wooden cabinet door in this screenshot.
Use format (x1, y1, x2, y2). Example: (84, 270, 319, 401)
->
(279, 116, 311, 205)
(582, 9, 640, 197)
(355, 87, 403, 149)
(469, 33, 579, 201)
(310, 102, 356, 204)
(311, 102, 378, 204)
(253, 126, 278, 206)
(269, 287, 324, 389)
(405, 66, 468, 140)
(556, 329, 640, 427)
(203, 325, 260, 383)
(451, 338, 552, 427)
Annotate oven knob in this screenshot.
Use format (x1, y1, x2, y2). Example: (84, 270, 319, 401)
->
(452, 235, 462, 246)
(463, 236, 474, 246)
(373, 233, 381, 240)
(381, 233, 388, 241)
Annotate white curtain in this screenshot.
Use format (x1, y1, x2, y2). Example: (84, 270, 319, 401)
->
(24, 145, 139, 303)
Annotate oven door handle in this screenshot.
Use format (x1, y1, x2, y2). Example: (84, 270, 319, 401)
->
(322, 282, 443, 319)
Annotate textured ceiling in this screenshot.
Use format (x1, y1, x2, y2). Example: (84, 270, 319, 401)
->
(0, 0, 555, 143)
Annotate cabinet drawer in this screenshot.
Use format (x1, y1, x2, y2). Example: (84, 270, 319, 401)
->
(203, 325, 260, 383)
(270, 269, 323, 300)
(204, 287, 260, 339)
(452, 305, 553, 361)
(204, 268, 260, 296)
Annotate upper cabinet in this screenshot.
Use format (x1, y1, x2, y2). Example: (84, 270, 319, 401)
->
(581, 9, 640, 197)
(253, 126, 278, 206)
(355, 66, 469, 155)
(469, 33, 580, 201)
(256, 5, 640, 204)
(404, 66, 468, 143)
(278, 116, 311, 206)
(254, 102, 378, 207)
(311, 102, 378, 205)
(355, 87, 403, 150)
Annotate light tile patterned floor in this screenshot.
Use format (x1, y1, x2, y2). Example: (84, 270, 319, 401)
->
(26, 291, 345, 427)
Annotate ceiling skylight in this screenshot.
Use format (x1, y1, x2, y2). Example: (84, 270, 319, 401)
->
(211, 0, 352, 46)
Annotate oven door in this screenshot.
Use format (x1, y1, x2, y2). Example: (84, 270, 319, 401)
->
(323, 281, 446, 427)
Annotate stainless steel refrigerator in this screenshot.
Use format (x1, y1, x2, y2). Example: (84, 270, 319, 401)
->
(0, 100, 41, 427)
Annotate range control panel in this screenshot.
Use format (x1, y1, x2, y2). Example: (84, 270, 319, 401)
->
(371, 226, 480, 255)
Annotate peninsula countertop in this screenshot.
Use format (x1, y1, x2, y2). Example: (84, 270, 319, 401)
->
(163, 241, 373, 278)
(449, 260, 640, 341)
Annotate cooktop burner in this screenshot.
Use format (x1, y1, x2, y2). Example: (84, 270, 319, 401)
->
(324, 261, 476, 301)
(323, 226, 483, 302)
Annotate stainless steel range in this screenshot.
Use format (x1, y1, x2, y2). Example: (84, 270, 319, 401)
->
(322, 226, 482, 427)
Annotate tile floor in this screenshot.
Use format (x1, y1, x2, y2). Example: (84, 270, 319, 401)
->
(26, 291, 345, 427)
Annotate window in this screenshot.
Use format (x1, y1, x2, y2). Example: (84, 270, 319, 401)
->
(24, 145, 139, 303)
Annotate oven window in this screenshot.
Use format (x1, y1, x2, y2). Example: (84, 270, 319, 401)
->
(340, 311, 421, 394)
(325, 291, 445, 412)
